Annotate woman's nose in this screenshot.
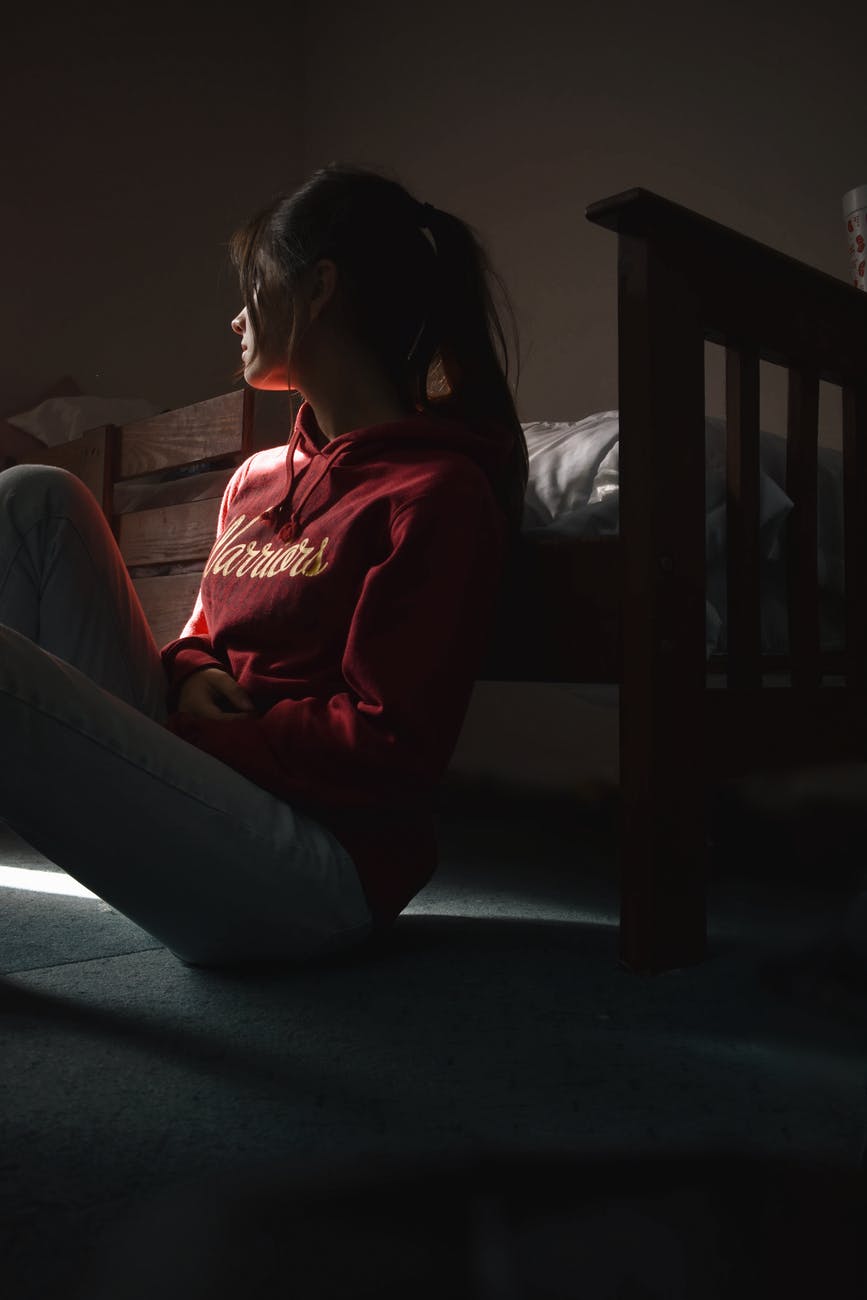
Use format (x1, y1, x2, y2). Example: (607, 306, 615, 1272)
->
(231, 310, 245, 336)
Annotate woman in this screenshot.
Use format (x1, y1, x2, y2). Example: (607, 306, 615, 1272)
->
(0, 162, 528, 967)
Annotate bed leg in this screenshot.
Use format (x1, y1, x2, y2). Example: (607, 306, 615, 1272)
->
(617, 783, 708, 975)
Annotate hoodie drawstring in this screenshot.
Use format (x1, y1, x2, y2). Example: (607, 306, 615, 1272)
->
(260, 420, 303, 537)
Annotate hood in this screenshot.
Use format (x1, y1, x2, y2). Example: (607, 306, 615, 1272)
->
(260, 398, 511, 542)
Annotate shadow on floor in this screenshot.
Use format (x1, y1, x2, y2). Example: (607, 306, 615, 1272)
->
(80, 1148, 867, 1300)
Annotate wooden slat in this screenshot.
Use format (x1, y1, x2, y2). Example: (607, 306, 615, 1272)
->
(725, 347, 762, 686)
(133, 573, 202, 649)
(117, 390, 245, 479)
(615, 230, 708, 974)
(111, 465, 233, 518)
(842, 385, 867, 691)
(785, 368, 821, 688)
(25, 426, 115, 515)
(0, 418, 50, 469)
(118, 497, 220, 568)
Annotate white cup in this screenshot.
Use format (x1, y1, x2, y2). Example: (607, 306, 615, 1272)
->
(843, 185, 867, 290)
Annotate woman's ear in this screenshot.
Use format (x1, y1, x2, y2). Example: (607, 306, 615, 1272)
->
(307, 259, 339, 323)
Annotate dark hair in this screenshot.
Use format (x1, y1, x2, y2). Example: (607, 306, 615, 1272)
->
(227, 163, 528, 536)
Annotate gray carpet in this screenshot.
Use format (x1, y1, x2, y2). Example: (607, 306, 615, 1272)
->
(1, 779, 866, 1297)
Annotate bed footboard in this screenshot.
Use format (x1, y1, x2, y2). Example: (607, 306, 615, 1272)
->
(586, 187, 867, 973)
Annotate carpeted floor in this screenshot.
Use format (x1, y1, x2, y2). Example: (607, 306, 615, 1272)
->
(1, 777, 865, 1297)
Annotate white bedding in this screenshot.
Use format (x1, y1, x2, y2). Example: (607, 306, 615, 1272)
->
(523, 414, 845, 658)
(7, 394, 160, 445)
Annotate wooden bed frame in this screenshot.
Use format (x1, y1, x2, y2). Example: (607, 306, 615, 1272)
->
(4, 186, 867, 976)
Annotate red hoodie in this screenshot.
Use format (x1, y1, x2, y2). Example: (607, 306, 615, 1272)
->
(161, 398, 510, 928)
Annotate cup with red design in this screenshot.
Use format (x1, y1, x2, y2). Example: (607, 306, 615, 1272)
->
(843, 185, 867, 290)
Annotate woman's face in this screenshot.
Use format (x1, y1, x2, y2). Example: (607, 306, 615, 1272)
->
(230, 303, 288, 390)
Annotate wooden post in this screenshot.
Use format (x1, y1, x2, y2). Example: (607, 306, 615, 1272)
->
(842, 384, 867, 693)
(617, 232, 708, 973)
(725, 347, 762, 688)
(785, 368, 821, 689)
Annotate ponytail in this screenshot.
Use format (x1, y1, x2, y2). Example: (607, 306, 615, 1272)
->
(406, 201, 528, 538)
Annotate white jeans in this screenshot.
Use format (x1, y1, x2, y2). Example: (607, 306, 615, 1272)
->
(0, 464, 374, 966)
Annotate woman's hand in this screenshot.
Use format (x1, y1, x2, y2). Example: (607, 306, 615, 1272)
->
(176, 667, 257, 721)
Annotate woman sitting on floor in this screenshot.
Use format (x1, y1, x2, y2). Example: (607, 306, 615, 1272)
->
(0, 162, 528, 966)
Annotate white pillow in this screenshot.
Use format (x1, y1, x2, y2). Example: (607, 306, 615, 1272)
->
(7, 395, 160, 446)
(703, 416, 795, 565)
(519, 412, 800, 659)
(757, 430, 844, 595)
(521, 413, 619, 525)
(521, 413, 795, 565)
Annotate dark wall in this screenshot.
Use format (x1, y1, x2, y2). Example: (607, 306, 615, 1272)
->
(4, 3, 308, 416)
(299, 0, 856, 443)
(6, 0, 858, 433)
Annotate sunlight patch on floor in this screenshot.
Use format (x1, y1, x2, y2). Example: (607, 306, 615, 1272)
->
(0, 864, 98, 899)
(405, 898, 617, 927)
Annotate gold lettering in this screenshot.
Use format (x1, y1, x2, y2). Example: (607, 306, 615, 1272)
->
(277, 540, 311, 574)
(204, 515, 257, 576)
(300, 536, 330, 576)
(249, 542, 276, 577)
(266, 545, 296, 577)
(213, 544, 247, 576)
(235, 543, 262, 577)
(204, 515, 330, 583)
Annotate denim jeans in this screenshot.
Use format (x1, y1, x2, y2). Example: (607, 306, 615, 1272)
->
(0, 464, 374, 966)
